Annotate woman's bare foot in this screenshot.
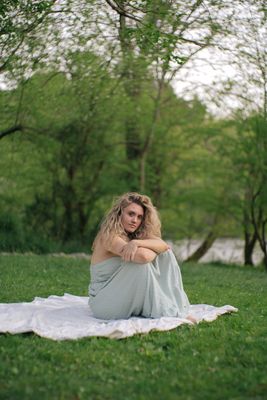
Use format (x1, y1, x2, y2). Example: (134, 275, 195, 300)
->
(186, 315, 197, 324)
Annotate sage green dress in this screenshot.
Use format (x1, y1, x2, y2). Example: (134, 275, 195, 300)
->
(88, 249, 190, 320)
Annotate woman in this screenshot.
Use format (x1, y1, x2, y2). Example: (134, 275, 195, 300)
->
(89, 192, 195, 322)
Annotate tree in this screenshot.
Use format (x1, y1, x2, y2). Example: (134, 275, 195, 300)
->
(2, 51, 127, 245)
(0, 0, 58, 72)
(237, 116, 267, 268)
(110, 0, 230, 190)
(222, 1, 267, 267)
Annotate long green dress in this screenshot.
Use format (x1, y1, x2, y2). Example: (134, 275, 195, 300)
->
(88, 249, 190, 320)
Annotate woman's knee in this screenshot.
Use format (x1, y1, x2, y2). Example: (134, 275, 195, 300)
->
(123, 260, 152, 275)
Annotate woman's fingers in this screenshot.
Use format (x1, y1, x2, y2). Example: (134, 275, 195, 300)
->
(121, 242, 138, 261)
(129, 246, 137, 261)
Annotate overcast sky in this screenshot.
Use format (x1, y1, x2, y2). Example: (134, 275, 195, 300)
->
(1, 1, 265, 118)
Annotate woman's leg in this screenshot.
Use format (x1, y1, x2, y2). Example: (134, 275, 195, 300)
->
(90, 250, 195, 321)
(90, 261, 152, 319)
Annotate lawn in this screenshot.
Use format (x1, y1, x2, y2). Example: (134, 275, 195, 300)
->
(0, 255, 266, 400)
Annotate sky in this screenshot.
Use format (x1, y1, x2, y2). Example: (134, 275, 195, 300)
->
(172, 49, 253, 117)
(0, 1, 265, 118)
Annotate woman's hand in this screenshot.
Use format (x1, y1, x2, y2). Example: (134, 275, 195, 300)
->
(132, 238, 169, 254)
(120, 240, 138, 262)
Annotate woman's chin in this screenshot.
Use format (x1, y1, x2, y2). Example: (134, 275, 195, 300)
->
(125, 227, 137, 233)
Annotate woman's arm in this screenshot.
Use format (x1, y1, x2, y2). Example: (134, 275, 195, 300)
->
(105, 235, 157, 263)
(131, 238, 169, 254)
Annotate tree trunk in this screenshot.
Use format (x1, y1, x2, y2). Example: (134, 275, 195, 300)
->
(118, 9, 143, 189)
(62, 165, 76, 242)
(151, 163, 162, 208)
(139, 75, 165, 191)
(251, 190, 267, 270)
(244, 231, 257, 265)
(259, 218, 267, 271)
(140, 153, 146, 192)
(243, 202, 257, 266)
(77, 201, 87, 239)
(185, 231, 217, 262)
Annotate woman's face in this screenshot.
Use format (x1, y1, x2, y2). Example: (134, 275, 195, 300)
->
(121, 202, 144, 233)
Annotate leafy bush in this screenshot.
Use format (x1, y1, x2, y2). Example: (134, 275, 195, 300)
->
(0, 213, 25, 251)
(0, 213, 60, 253)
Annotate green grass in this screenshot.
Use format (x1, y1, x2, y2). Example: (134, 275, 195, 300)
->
(0, 255, 267, 400)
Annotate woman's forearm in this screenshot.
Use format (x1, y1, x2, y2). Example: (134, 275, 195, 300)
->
(132, 248, 157, 263)
(132, 238, 169, 254)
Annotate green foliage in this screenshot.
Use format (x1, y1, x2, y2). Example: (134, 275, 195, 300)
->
(0, 213, 24, 251)
(0, 0, 266, 262)
(0, 255, 266, 399)
(0, 0, 56, 75)
(0, 66, 256, 251)
(1, 51, 131, 248)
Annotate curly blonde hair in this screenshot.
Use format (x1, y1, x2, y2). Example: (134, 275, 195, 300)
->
(92, 192, 161, 248)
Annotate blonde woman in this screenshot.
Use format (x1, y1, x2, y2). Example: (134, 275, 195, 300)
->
(89, 192, 195, 322)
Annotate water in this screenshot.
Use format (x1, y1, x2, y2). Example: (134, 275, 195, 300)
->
(170, 238, 263, 266)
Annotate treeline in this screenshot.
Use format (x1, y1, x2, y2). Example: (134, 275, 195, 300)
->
(0, 50, 266, 267)
(0, 1, 266, 267)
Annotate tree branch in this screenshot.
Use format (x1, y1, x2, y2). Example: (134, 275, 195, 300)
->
(0, 125, 24, 140)
(104, 0, 142, 23)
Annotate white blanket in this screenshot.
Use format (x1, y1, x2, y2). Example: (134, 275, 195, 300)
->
(0, 293, 238, 340)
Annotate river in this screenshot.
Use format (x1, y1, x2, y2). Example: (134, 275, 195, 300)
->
(170, 238, 263, 266)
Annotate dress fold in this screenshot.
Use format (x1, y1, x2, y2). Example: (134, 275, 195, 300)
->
(89, 250, 190, 320)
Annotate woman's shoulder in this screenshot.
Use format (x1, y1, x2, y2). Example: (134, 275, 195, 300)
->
(91, 235, 112, 264)
(91, 232, 129, 265)
(94, 232, 129, 251)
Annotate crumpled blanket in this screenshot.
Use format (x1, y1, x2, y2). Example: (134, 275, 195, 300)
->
(0, 293, 238, 340)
